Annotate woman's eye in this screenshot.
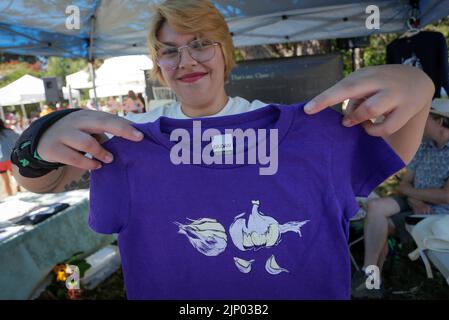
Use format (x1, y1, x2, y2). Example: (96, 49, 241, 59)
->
(191, 42, 203, 49)
(161, 49, 177, 56)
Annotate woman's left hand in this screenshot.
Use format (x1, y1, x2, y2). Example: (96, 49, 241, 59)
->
(303, 64, 435, 137)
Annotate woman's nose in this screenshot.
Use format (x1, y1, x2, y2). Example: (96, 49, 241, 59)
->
(178, 47, 198, 68)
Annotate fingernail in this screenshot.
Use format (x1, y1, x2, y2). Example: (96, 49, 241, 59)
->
(304, 101, 315, 113)
(96, 163, 102, 170)
(104, 154, 113, 163)
(133, 130, 143, 139)
(342, 118, 353, 127)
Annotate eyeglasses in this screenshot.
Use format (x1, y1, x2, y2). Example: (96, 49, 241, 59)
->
(157, 39, 220, 71)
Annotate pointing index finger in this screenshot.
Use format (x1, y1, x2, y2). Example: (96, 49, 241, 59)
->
(304, 77, 377, 115)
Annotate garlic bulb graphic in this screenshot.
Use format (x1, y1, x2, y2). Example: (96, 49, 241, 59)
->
(265, 255, 289, 275)
(229, 200, 309, 251)
(175, 218, 227, 256)
(233, 257, 255, 274)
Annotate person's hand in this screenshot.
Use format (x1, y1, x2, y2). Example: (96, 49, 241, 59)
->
(395, 184, 414, 197)
(303, 64, 435, 137)
(408, 198, 432, 214)
(37, 110, 144, 170)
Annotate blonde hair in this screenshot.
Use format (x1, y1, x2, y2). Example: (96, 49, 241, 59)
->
(147, 0, 235, 85)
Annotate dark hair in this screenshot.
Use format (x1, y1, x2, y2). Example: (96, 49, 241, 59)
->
(0, 119, 8, 136)
(430, 114, 449, 129)
(128, 90, 138, 100)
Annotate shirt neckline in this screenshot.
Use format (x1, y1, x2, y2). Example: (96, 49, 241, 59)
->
(147, 104, 297, 169)
(423, 138, 449, 150)
(173, 96, 234, 119)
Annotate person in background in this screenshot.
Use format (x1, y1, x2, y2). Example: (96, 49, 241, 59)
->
(0, 119, 19, 197)
(13, 115, 29, 135)
(107, 96, 121, 115)
(39, 105, 53, 117)
(137, 93, 146, 111)
(353, 105, 449, 299)
(124, 90, 144, 114)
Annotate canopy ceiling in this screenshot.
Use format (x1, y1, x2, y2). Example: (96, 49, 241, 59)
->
(0, 0, 448, 59)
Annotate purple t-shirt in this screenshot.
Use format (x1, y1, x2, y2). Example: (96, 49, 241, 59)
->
(89, 103, 405, 300)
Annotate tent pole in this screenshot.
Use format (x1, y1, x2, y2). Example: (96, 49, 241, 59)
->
(0, 105, 5, 121)
(89, 62, 99, 109)
(68, 84, 73, 108)
(20, 104, 27, 120)
(88, 12, 99, 110)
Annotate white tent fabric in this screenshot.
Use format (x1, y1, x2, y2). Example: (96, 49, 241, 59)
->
(0, 74, 80, 106)
(94, 55, 152, 86)
(1, 1, 448, 59)
(66, 69, 92, 90)
(83, 55, 152, 98)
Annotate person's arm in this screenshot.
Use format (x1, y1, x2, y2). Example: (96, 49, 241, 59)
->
(12, 164, 89, 193)
(382, 101, 431, 164)
(11, 110, 143, 194)
(304, 65, 435, 164)
(401, 177, 449, 205)
(395, 170, 432, 213)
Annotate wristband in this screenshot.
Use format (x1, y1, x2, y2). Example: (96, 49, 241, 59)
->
(11, 108, 82, 178)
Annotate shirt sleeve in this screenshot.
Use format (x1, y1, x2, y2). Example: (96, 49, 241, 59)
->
(324, 108, 406, 220)
(406, 141, 426, 172)
(437, 32, 449, 96)
(88, 138, 130, 234)
(386, 42, 395, 64)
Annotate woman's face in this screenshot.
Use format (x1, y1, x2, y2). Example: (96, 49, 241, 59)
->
(424, 115, 442, 138)
(157, 22, 226, 107)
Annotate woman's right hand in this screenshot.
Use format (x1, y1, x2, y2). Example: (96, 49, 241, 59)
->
(408, 198, 432, 214)
(36, 110, 144, 170)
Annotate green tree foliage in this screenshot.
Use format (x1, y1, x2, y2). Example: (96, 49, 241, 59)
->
(0, 61, 43, 87)
(44, 57, 88, 83)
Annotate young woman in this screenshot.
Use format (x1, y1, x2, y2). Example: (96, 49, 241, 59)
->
(11, 0, 434, 299)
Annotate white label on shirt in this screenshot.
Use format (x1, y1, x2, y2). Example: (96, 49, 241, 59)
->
(212, 134, 233, 155)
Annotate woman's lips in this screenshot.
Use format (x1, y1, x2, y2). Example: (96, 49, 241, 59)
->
(178, 72, 207, 83)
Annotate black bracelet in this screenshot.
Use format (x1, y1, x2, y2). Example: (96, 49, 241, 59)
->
(11, 108, 83, 178)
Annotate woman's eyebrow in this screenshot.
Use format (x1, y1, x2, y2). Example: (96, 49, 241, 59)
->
(160, 37, 198, 47)
(161, 41, 177, 46)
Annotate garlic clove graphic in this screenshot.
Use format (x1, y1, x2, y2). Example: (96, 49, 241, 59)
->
(175, 218, 227, 256)
(233, 257, 255, 274)
(251, 231, 267, 247)
(265, 255, 289, 275)
(265, 223, 280, 247)
(279, 220, 310, 237)
(229, 200, 309, 251)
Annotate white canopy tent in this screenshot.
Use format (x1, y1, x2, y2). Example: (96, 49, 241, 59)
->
(66, 55, 153, 99)
(65, 69, 92, 90)
(1, 1, 449, 58)
(0, 75, 47, 106)
(0, 74, 81, 120)
(85, 55, 152, 98)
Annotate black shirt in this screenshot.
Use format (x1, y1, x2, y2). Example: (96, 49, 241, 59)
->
(387, 31, 449, 98)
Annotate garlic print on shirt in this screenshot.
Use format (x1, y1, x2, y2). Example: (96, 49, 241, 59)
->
(174, 200, 310, 275)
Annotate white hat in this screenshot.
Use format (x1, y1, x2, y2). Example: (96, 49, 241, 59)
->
(430, 99, 449, 118)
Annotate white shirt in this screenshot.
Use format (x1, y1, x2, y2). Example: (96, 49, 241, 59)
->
(101, 96, 268, 141)
(124, 96, 268, 123)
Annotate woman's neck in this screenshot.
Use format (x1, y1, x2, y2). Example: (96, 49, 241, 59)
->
(180, 90, 229, 118)
(434, 127, 449, 149)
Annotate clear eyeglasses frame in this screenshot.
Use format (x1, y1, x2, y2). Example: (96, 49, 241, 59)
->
(156, 39, 220, 71)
